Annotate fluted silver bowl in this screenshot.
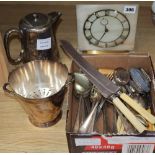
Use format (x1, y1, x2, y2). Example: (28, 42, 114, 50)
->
(8, 60, 68, 99)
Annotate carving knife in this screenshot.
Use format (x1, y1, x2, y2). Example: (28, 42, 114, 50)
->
(61, 40, 149, 133)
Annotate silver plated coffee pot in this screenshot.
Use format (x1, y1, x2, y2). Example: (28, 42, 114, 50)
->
(4, 12, 61, 65)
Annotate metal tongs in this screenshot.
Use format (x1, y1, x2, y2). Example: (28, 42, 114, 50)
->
(61, 40, 155, 133)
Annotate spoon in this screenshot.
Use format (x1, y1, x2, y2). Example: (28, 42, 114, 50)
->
(73, 72, 91, 97)
(79, 86, 104, 133)
(113, 67, 130, 86)
(74, 72, 92, 116)
(73, 72, 92, 132)
(113, 67, 135, 95)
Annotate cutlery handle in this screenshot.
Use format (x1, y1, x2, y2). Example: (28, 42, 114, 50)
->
(79, 101, 100, 133)
(112, 97, 146, 133)
(73, 96, 83, 132)
(120, 93, 155, 124)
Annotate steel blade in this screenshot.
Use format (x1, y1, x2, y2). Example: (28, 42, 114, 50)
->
(61, 40, 120, 98)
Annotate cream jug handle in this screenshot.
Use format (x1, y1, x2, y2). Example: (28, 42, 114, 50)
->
(3, 83, 15, 96)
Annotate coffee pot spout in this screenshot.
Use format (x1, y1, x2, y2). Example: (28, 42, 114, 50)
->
(48, 11, 62, 24)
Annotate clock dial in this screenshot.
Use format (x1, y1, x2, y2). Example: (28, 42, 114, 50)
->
(83, 9, 130, 48)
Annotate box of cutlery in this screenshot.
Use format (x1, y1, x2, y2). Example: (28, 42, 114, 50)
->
(66, 53, 155, 153)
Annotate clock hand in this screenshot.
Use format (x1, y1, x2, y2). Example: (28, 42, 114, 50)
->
(101, 18, 108, 26)
(105, 26, 109, 33)
(98, 25, 109, 41)
(99, 18, 109, 41)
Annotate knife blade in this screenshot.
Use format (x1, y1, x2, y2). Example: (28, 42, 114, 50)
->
(61, 40, 119, 98)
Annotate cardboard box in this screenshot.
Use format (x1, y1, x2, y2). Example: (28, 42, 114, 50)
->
(66, 53, 155, 153)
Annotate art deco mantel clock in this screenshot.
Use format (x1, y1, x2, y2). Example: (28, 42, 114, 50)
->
(76, 4, 139, 52)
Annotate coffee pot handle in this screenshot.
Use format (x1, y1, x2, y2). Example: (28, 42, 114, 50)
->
(4, 28, 23, 65)
(48, 12, 62, 24)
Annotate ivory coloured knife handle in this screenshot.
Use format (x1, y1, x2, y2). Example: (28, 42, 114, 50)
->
(117, 116, 125, 133)
(112, 97, 146, 133)
(147, 109, 155, 131)
(120, 93, 155, 124)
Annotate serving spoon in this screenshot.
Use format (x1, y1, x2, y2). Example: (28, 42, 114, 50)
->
(73, 72, 92, 132)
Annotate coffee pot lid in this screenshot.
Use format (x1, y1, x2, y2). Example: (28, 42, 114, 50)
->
(19, 12, 50, 30)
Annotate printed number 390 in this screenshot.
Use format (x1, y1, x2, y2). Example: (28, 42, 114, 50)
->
(124, 6, 136, 14)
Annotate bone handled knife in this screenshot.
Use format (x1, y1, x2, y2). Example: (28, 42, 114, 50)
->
(61, 40, 147, 133)
(119, 93, 155, 124)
